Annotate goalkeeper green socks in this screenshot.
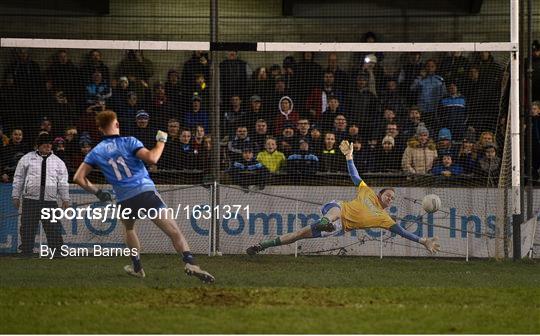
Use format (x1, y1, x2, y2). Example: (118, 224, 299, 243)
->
(315, 217, 334, 232)
(260, 237, 282, 249)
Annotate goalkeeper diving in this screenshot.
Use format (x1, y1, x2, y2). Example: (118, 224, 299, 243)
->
(246, 140, 441, 255)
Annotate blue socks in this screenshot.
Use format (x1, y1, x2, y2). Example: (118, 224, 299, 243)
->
(131, 255, 142, 272)
(182, 251, 196, 265)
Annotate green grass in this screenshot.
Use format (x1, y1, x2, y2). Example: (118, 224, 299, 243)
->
(0, 255, 539, 333)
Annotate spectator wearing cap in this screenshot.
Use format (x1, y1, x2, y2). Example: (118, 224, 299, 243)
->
(1, 128, 30, 182)
(131, 110, 155, 149)
(432, 151, 463, 176)
(476, 142, 501, 186)
(436, 128, 458, 158)
(402, 123, 438, 174)
(372, 135, 401, 173)
(12, 133, 69, 256)
(278, 123, 295, 157)
(245, 95, 268, 133)
(306, 71, 344, 122)
(384, 122, 406, 153)
(227, 126, 253, 164)
(184, 94, 209, 132)
(286, 139, 319, 177)
(274, 96, 300, 136)
(189, 73, 210, 111)
(410, 59, 447, 128)
(346, 72, 380, 127)
(229, 147, 269, 190)
(438, 80, 467, 140)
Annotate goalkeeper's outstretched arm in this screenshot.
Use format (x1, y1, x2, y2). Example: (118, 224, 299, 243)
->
(339, 140, 362, 186)
(389, 224, 441, 254)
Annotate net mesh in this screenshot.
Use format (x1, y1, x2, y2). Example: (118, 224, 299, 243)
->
(0, 46, 518, 258)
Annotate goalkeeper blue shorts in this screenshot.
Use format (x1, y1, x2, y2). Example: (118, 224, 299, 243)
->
(321, 200, 341, 215)
(118, 191, 166, 219)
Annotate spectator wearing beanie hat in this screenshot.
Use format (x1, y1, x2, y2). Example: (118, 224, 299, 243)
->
(401, 123, 438, 174)
(437, 128, 458, 158)
(371, 135, 401, 173)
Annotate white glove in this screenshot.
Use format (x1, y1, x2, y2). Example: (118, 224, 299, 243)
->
(339, 140, 353, 157)
(156, 130, 168, 143)
(420, 237, 441, 254)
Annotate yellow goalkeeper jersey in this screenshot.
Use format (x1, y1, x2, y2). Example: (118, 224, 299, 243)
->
(340, 181, 396, 231)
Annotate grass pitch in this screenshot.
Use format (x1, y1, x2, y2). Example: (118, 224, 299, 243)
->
(0, 255, 539, 334)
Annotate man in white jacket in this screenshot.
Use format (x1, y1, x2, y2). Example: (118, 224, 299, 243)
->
(12, 133, 70, 256)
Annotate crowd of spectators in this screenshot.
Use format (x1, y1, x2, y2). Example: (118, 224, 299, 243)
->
(1, 39, 539, 187)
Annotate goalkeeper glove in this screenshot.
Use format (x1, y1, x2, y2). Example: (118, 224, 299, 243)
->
(339, 140, 354, 158)
(156, 130, 168, 143)
(95, 189, 113, 203)
(420, 237, 441, 254)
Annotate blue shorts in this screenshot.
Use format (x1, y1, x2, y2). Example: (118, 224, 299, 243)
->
(321, 200, 341, 215)
(118, 191, 166, 219)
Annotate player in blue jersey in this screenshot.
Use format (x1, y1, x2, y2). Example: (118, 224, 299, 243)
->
(73, 110, 214, 283)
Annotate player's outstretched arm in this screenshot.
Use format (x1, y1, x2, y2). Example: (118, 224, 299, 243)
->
(339, 140, 362, 186)
(389, 224, 440, 254)
(136, 131, 168, 165)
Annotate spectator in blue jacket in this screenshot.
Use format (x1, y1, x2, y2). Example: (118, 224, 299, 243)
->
(432, 151, 463, 176)
(410, 59, 446, 129)
(184, 94, 209, 131)
(438, 80, 467, 140)
(229, 147, 269, 190)
(286, 140, 319, 176)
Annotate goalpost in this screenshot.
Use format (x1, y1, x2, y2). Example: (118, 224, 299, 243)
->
(0, 0, 528, 259)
